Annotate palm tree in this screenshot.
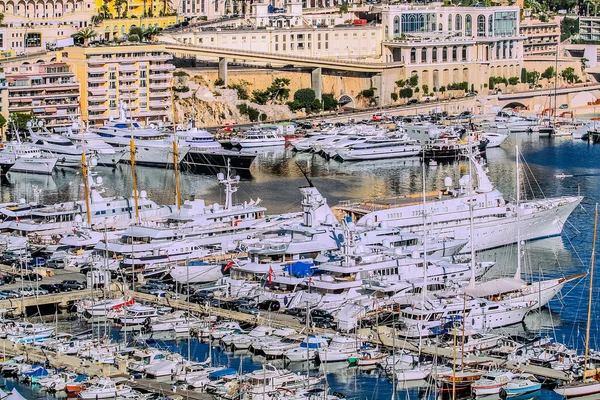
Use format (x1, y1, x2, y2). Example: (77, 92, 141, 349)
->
(90, 14, 104, 26)
(99, 0, 113, 19)
(114, 0, 126, 18)
(73, 27, 97, 46)
(162, 0, 171, 15)
(142, 25, 161, 42)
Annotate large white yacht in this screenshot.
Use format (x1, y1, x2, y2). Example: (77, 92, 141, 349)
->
(8, 177, 169, 235)
(95, 162, 281, 260)
(28, 123, 88, 168)
(336, 157, 581, 252)
(89, 103, 189, 167)
(230, 130, 285, 148)
(60, 122, 126, 167)
(335, 134, 422, 161)
(0, 141, 57, 175)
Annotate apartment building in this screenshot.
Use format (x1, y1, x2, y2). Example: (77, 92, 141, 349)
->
(59, 44, 174, 126)
(5, 62, 80, 130)
(520, 16, 560, 57)
(580, 17, 600, 41)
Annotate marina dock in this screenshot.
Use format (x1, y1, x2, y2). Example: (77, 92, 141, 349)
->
(132, 379, 213, 400)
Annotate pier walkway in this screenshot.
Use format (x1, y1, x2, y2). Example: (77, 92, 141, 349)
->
(132, 379, 213, 400)
(134, 292, 571, 382)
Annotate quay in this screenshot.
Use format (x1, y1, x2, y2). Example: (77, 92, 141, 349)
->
(133, 293, 572, 383)
(132, 379, 213, 400)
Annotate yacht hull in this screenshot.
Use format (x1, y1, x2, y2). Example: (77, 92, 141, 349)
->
(184, 149, 256, 171)
(169, 264, 224, 284)
(9, 158, 57, 174)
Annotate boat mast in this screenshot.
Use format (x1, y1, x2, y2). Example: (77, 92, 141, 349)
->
(171, 82, 181, 210)
(584, 203, 598, 379)
(515, 146, 521, 279)
(421, 148, 428, 299)
(468, 143, 476, 288)
(80, 128, 92, 227)
(127, 100, 140, 220)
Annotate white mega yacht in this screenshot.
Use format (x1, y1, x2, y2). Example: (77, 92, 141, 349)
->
(89, 103, 190, 167)
(336, 157, 581, 252)
(230, 130, 285, 148)
(0, 141, 57, 175)
(60, 122, 126, 167)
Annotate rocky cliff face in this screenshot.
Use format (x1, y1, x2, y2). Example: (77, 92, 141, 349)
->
(173, 78, 295, 127)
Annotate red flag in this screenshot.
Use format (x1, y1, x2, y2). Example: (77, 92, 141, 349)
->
(267, 267, 273, 284)
(223, 261, 235, 272)
(15, 217, 20, 223)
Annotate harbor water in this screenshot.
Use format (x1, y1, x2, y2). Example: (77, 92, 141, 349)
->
(0, 132, 598, 399)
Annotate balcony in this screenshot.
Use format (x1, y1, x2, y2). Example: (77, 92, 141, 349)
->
(119, 75, 138, 82)
(88, 76, 106, 84)
(119, 65, 138, 73)
(149, 100, 170, 108)
(89, 87, 108, 96)
(150, 82, 171, 90)
(88, 113, 110, 120)
(88, 104, 107, 112)
(149, 91, 170, 98)
(120, 84, 139, 92)
(134, 110, 168, 117)
(88, 58, 108, 65)
(149, 63, 175, 72)
(88, 94, 108, 101)
(152, 54, 173, 62)
(150, 73, 172, 80)
(88, 67, 107, 74)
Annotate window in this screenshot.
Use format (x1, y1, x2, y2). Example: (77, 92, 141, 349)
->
(462, 45, 467, 60)
(394, 16, 400, 35)
(466, 15, 472, 36)
(456, 15, 462, 32)
(109, 82, 116, 89)
(494, 11, 517, 36)
(448, 15, 453, 31)
(488, 15, 493, 36)
(452, 45, 457, 61)
(477, 15, 485, 36)
(421, 47, 427, 63)
(410, 47, 416, 63)
(432, 46, 438, 62)
(400, 13, 436, 33)
(442, 46, 448, 62)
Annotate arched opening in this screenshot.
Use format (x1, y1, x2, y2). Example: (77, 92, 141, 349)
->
(456, 15, 462, 32)
(477, 15, 485, 37)
(503, 102, 527, 109)
(448, 14, 453, 31)
(465, 15, 472, 36)
(432, 46, 438, 62)
(421, 47, 427, 63)
(393, 16, 400, 36)
(442, 46, 448, 62)
(462, 45, 467, 60)
(338, 94, 355, 108)
(452, 45, 457, 62)
(410, 47, 416, 63)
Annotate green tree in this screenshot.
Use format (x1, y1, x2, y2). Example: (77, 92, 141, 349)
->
(399, 87, 413, 102)
(508, 77, 520, 85)
(252, 89, 270, 105)
(90, 14, 104, 27)
(339, 5, 349, 13)
(228, 82, 250, 100)
(99, 0, 112, 18)
(541, 66, 556, 80)
(267, 78, 291, 103)
(293, 88, 316, 110)
(72, 27, 97, 46)
(440, 86, 446, 94)
(526, 71, 540, 86)
(142, 25, 161, 42)
(129, 25, 143, 40)
(561, 67, 578, 83)
(521, 67, 527, 83)
(560, 17, 579, 41)
(581, 57, 589, 73)
(322, 93, 337, 110)
(395, 79, 406, 88)
(9, 112, 33, 132)
(214, 78, 224, 86)
(422, 84, 429, 95)
(391, 92, 398, 102)
(408, 75, 419, 87)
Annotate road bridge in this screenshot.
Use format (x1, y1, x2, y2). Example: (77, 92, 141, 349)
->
(160, 41, 402, 102)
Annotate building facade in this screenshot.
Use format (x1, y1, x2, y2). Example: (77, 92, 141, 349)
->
(59, 44, 174, 126)
(5, 62, 80, 130)
(579, 17, 600, 42)
(520, 16, 560, 57)
(380, 4, 524, 91)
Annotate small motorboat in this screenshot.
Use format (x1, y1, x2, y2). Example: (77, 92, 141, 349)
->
(500, 374, 542, 398)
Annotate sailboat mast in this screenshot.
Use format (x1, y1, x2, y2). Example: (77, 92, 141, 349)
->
(80, 117, 92, 226)
(515, 146, 521, 278)
(468, 144, 476, 287)
(421, 149, 428, 299)
(584, 203, 598, 377)
(81, 153, 92, 226)
(128, 105, 140, 220)
(171, 82, 181, 210)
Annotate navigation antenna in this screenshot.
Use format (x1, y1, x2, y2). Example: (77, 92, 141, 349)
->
(295, 161, 314, 187)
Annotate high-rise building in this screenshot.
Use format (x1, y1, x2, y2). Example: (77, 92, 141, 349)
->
(59, 44, 174, 126)
(5, 62, 80, 130)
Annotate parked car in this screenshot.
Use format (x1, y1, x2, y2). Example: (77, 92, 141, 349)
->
(559, 103, 569, 109)
(33, 288, 49, 296)
(144, 279, 173, 291)
(0, 290, 21, 298)
(407, 99, 418, 105)
(45, 259, 66, 269)
(18, 288, 35, 297)
(57, 283, 73, 292)
(465, 92, 478, 97)
(138, 285, 158, 294)
(311, 316, 335, 329)
(285, 307, 307, 317)
(310, 309, 334, 321)
(238, 304, 260, 315)
(258, 300, 281, 312)
(0, 275, 15, 285)
(61, 280, 86, 290)
(22, 273, 43, 281)
(39, 284, 61, 294)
